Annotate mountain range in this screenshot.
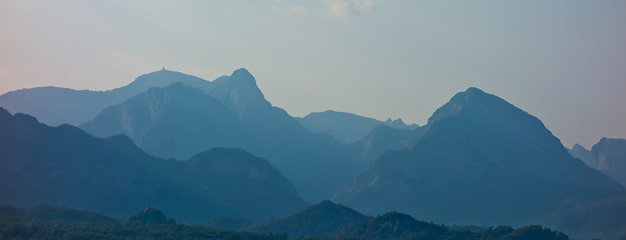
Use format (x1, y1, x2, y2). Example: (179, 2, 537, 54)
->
(0, 107, 307, 222)
(2, 68, 626, 239)
(0, 204, 572, 240)
(77, 69, 363, 201)
(568, 138, 626, 187)
(334, 87, 624, 229)
(0, 205, 288, 240)
(297, 110, 418, 143)
(0, 69, 211, 127)
(338, 211, 569, 240)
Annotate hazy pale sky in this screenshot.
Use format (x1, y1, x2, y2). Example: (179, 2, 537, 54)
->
(1, 0, 625, 148)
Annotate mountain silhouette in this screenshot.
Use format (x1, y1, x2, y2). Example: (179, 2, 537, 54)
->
(338, 211, 570, 240)
(383, 117, 419, 130)
(80, 82, 249, 160)
(349, 125, 426, 163)
(129, 207, 175, 224)
(568, 139, 626, 187)
(251, 200, 370, 238)
(0, 108, 307, 222)
(0, 69, 212, 126)
(297, 110, 418, 143)
(590, 138, 626, 187)
(567, 143, 592, 166)
(80, 69, 364, 202)
(337, 211, 451, 239)
(335, 87, 624, 227)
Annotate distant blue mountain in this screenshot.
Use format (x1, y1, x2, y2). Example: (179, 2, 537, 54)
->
(567, 143, 592, 165)
(570, 138, 626, 188)
(0, 69, 212, 126)
(80, 82, 249, 160)
(79, 69, 365, 202)
(590, 138, 626, 187)
(335, 87, 624, 229)
(297, 110, 418, 143)
(0, 107, 308, 222)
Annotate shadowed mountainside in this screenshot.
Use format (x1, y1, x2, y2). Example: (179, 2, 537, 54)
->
(80, 69, 365, 202)
(251, 200, 370, 238)
(0, 108, 308, 222)
(337, 211, 570, 240)
(335, 88, 624, 229)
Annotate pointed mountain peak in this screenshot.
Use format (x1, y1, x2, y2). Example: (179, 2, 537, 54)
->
(464, 86, 487, 94)
(427, 87, 518, 125)
(382, 117, 419, 130)
(0, 107, 12, 119)
(209, 68, 270, 109)
(392, 118, 406, 125)
(599, 137, 610, 143)
(227, 68, 260, 89)
(447, 87, 492, 104)
(572, 143, 587, 151)
(231, 68, 254, 80)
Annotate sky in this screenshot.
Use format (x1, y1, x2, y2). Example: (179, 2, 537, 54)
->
(1, 0, 625, 148)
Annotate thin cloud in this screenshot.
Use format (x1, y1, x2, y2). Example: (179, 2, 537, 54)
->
(271, 0, 375, 18)
(326, 0, 375, 18)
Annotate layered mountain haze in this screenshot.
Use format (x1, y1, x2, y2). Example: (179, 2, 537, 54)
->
(297, 110, 419, 143)
(349, 125, 426, 163)
(79, 69, 364, 201)
(80, 82, 249, 160)
(590, 138, 626, 187)
(0, 108, 307, 222)
(570, 138, 626, 187)
(0, 69, 211, 126)
(384, 118, 419, 130)
(335, 87, 624, 227)
(3, 66, 626, 239)
(567, 144, 592, 165)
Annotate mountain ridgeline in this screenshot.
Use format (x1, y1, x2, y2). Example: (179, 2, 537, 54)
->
(0, 206, 288, 240)
(338, 212, 569, 240)
(0, 107, 307, 222)
(2, 68, 626, 239)
(251, 200, 370, 238)
(569, 138, 626, 187)
(0, 69, 211, 126)
(297, 110, 418, 143)
(335, 87, 624, 230)
(79, 69, 364, 202)
(0, 204, 572, 240)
